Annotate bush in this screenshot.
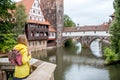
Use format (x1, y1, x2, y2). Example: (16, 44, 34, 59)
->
(0, 34, 16, 53)
(104, 48, 118, 64)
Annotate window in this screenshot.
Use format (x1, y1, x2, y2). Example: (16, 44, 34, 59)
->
(39, 41, 41, 45)
(33, 10, 35, 13)
(29, 16, 32, 20)
(31, 33, 33, 37)
(33, 41, 34, 46)
(43, 41, 45, 45)
(35, 41, 37, 45)
(38, 11, 41, 14)
(52, 33, 53, 36)
(44, 33, 46, 36)
(35, 32, 39, 37)
(40, 32, 44, 36)
(32, 32, 34, 36)
(34, 3, 36, 7)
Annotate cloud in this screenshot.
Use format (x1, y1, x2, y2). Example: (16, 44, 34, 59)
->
(64, 0, 114, 26)
(14, 0, 114, 26)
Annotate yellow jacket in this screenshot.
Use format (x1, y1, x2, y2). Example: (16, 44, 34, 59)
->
(14, 43, 31, 78)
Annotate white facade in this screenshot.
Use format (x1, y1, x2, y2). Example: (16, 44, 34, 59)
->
(62, 31, 110, 37)
(28, 0, 45, 22)
(27, 0, 47, 51)
(28, 40, 47, 51)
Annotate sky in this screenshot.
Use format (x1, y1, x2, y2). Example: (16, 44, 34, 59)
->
(14, 0, 114, 26)
(64, 0, 114, 26)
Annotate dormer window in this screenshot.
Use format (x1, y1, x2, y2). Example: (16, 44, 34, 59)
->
(33, 10, 35, 13)
(34, 3, 35, 6)
(38, 11, 40, 14)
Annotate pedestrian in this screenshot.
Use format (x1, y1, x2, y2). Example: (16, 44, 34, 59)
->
(13, 34, 31, 80)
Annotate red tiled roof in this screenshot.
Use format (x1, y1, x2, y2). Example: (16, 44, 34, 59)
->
(16, 0, 34, 15)
(48, 38, 56, 40)
(27, 20, 50, 25)
(63, 24, 109, 32)
(16, 0, 51, 26)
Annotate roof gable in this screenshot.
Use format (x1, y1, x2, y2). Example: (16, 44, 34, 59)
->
(16, 0, 34, 14)
(16, 0, 45, 22)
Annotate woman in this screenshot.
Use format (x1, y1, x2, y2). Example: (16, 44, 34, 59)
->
(14, 35, 31, 80)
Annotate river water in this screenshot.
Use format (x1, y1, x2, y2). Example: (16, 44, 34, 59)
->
(32, 39, 120, 80)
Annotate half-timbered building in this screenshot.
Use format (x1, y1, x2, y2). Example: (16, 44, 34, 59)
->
(16, 0, 55, 51)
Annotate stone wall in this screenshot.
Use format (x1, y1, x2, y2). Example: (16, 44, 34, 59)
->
(40, 0, 57, 28)
(40, 0, 64, 47)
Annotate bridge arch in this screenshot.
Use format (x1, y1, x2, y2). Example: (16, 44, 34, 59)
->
(89, 37, 101, 46)
(62, 37, 81, 46)
(62, 36, 110, 47)
(62, 37, 74, 46)
(89, 36, 110, 46)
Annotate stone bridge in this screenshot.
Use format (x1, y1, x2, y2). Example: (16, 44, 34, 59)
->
(62, 36, 110, 47)
(62, 24, 111, 47)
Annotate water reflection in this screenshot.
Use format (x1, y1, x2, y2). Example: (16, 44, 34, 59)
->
(107, 64, 120, 80)
(76, 42, 81, 54)
(75, 40, 102, 57)
(31, 41, 120, 80)
(31, 49, 48, 61)
(63, 64, 109, 80)
(90, 39, 102, 57)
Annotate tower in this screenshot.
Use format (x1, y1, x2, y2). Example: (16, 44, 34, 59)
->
(56, 0, 64, 47)
(41, 0, 64, 47)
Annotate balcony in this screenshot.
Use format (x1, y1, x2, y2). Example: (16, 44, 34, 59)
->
(28, 36, 48, 41)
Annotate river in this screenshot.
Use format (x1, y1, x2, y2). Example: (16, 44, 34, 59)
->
(31, 39, 120, 80)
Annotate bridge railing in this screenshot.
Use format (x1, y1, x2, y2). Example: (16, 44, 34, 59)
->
(26, 59, 56, 80)
(0, 58, 56, 80)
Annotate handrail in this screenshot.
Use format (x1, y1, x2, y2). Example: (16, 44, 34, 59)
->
(0, 58, 56, 80)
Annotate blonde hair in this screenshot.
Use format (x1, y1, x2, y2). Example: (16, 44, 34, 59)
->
(17, 35, 28, 46)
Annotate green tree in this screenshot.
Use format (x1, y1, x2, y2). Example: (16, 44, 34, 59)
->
(104, 0, 120, 64)
(110, 0, 120, 55)
(15, 3, 27, 34)
(0, 0, 15, 33)
(64, 14, 76, 27)
(0, 0, 16, 53)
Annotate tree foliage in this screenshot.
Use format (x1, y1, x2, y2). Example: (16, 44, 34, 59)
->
(104, 0, 120, 64)
(64, 14, 76, 27)
(64, 38, 75, 47)
(0, 0, 15, 33)
(15, 3, 27, 34)
(110, 0, 120, 54)
(0, 0, 16, 53)
(0, 34, 16, 53)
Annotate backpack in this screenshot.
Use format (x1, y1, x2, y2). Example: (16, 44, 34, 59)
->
(8, 49, 23, 66)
